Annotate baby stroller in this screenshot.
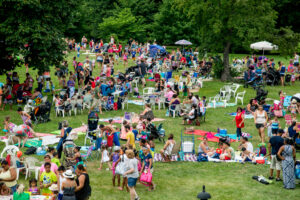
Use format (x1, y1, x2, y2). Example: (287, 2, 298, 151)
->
(266, 68, 280, 86)
(62, 140, 77, 168)
(255, 87, 268, 103)
(84, 111, 99, 146)
(146, 123, 165, 142)
(247, 74, 264, 89)
(285, 74, 291, 85)
(31, 100, 51, 124)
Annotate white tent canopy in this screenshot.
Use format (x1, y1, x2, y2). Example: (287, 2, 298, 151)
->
(250, 41, 278, 55)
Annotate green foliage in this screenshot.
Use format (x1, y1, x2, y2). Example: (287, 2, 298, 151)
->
(176, 0, 277, 81)
(151, 0, 198, 45)
(98, 8, 146, 42)
(272, 27, 300, 57)
(0, 0, 78, 74)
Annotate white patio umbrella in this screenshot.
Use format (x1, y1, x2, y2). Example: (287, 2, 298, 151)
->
(250, 41, 278, 55)
(175, 40, 192, 45)
(175, 39, 192, 52)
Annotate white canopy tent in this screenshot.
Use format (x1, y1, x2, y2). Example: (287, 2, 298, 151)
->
(250, 41, 278, 55)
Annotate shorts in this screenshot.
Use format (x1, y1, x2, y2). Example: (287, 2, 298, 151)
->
(272, 129, 278, 134)
(255, 123, 264, 129)
(270, 155, 281, 170)
(127, 177, 137, 187)
(92, 99, 101, 108)
(280, 74, 285, 77)
(97, 60, 103, 63)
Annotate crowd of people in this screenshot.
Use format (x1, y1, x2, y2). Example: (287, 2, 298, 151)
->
(0, 36, 299, 199)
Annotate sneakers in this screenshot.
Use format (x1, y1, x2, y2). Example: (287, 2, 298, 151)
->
(268, 176, 274, 180)
(276, 178, 282, 182)
(135, 197, 140, 200)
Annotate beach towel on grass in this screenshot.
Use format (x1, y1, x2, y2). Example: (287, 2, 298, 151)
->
(228, 112, 254, 119)
(198, 137, 236, 143)
(154, 153, 197, 162)
(128, 100, 144, 106)
(14, 139, 42, 148)
(185, 130, 217, 136)
(206, 102, 236, 109)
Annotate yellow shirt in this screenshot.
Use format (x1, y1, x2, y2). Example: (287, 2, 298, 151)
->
(126, 131, 136, 148)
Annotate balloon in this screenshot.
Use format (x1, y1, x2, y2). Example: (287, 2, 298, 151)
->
(17, 151, 23, 158)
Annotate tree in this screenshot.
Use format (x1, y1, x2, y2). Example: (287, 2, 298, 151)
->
(0, 0, 78, 74)
(98, 8, 146, 42)
(152, 0, 198, 45)
(177, 0, 277, 81)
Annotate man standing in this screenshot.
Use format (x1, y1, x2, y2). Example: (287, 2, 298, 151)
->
(90, 83, 102, 114)
(266, 129, 284, 181)
(138, 59, 147, 87)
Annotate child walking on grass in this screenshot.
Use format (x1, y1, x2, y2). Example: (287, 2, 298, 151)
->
(111, 146, 120, 187)
(98, 145, 111, 171)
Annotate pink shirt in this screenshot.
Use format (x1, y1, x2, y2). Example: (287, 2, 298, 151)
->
(40, 163, 58, 173)
(164, 90, 174, 101)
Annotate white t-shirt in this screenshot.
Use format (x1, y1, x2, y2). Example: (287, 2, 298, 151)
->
(246, 142, 253, 153)
(191, 96, 199, 105)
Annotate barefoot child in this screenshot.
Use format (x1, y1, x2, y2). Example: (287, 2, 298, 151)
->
(98, 145, 111, 170)
(111, 146, 120, 187)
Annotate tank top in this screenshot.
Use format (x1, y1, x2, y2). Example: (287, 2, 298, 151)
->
(165, 141, 175, 155)
(271, 122, 279, 130)
(75, 173, 91, 199)
(0, 168, 17, 187)
(112, 153, 119, 163)
(198, 143, 209, 154)
(63, 186, 76, 197)
(235, 112, 244, 128)
(59, 175, 66, 194)
(256, 111, 266, 124)
(280, 66, 286, 74)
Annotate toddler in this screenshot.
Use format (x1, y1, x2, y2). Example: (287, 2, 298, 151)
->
(98, 145, 111, 170)
(28, 178, 40, 195)
(111, 146, 121, 187)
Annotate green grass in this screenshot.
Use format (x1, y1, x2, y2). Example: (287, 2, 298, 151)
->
(0, 52, 299, 200)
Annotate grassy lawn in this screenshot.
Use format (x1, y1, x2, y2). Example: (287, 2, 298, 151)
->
(0, 52, 299, 200)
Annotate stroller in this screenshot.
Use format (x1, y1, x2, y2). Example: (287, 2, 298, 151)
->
(62, 140, 77, 168)
(266, 68, 280, 86)
(31, 101, 51, 124)
(145, 123, 165, 142)
(84, 111, 99, 146)
(104, 95, 114, 111)
(255, 87, 268, 103)
(247, 74, 264, 89)
(285, 74, 291, 85)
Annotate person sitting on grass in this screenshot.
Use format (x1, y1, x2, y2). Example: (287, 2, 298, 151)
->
(181, 104, 197, 125)
(220, 141, 235, 161)
(160, 134, 176, 162)
(198, 136, 214, 157)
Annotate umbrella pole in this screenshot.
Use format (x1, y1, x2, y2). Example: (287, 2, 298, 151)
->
(263, 48, 264, 57)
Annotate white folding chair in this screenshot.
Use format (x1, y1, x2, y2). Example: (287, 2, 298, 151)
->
(235, 90, 246, 105)
(24, 157, 41, 180)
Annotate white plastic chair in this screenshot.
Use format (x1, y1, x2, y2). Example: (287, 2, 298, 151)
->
(0, 145, 19, 159)
(143, 87, 155, 95)
(132, 77, 140, 88)
(76, 99, 83, 114)
(229, 84, 241, 97)
(169, 104, 181, 118)
(157, 94, 165, 110)
(235, 90, 246, 105)
(56, 103, 65, 117)
(24, 157, 41, 180)
(70, 99, 77, 116)
(122, 96, 129, 110)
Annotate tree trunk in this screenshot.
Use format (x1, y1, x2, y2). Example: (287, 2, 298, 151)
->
(221, 41, 231, 81)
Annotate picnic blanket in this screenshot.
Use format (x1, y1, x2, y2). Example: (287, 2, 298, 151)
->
(14, 139, 42, 148)
(198, 136, 236, 143)
(128, 100, 144, 106)
(206, 102, 236, 109)
(41, 135, 61, 146)
(51, 126, 86, 135)
(185, 130, 217, 136)
(283, 96, 292, 107)
(228, 112, 254, 119)
(154, 153, 197, 162)
(100, 116, 165, 124)
(35, 133, 55, 137)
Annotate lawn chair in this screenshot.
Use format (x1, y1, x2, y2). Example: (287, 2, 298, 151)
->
(229, 84, 241, 97)
(70, 99, 77, 116)
(81, 145, 94, 162)
(24, 157, 41, 180)
(235, 90, 246, 105)
(169, 104, 181, 118)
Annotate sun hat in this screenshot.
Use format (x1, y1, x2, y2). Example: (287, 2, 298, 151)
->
(113, 146, 120, 151)
(292, 99, 297, 103)
(63, 170, 75, 179)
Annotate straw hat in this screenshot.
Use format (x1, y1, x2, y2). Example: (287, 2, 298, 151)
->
(292, 99, 297, 104)
(63, 170, 75, 179)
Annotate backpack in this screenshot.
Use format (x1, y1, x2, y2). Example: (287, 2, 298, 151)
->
(25, 147, 37, 155)
(259, 146, 267, 156)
